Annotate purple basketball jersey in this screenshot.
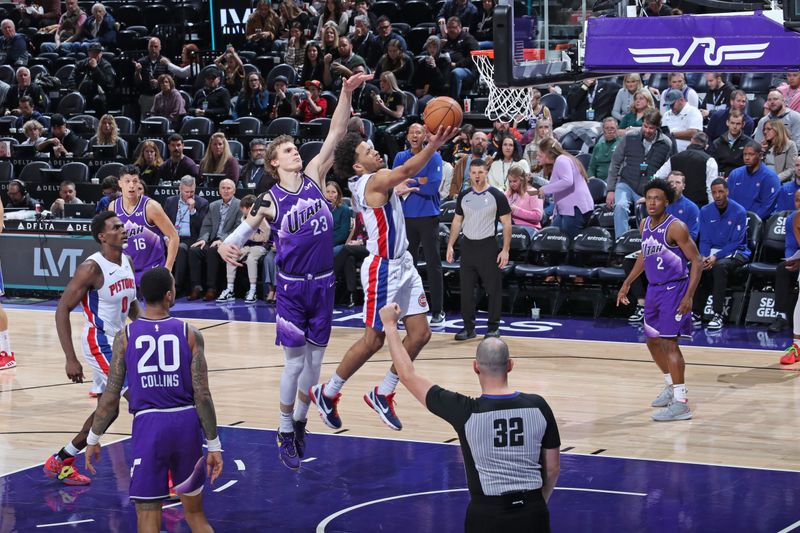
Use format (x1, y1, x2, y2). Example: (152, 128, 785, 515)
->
(642, 215, 689, 284)
(269, 175, 334, 275)
(115, 196, 166, 277)
(124, 317, 194, 414)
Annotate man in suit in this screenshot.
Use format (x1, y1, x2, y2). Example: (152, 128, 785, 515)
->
(164, 175, 209, 295)
(187, 178, 240, 301)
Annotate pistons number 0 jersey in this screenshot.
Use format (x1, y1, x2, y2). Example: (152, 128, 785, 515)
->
(348, 173, 408, 260)
(81, 252, 137, 338)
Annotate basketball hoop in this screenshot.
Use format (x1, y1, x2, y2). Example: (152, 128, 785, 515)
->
(471, 50, 538, 124)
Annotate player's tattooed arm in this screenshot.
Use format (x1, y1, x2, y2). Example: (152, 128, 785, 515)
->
(128, 299, 141, 321)
(189, 326, 219, 441)
(91, 329, 127, 436)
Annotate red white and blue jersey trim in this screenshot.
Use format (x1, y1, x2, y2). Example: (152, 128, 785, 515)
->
(349, 173, 408, 260)
(364, 256, 389, 330)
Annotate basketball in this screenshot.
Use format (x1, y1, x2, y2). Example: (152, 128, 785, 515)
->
(423, 96, 463, 134)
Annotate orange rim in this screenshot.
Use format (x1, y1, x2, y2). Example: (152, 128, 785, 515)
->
(471, 50, 494, 58)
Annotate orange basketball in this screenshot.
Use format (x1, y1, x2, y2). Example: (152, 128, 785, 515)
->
(423, 96, 463, 134)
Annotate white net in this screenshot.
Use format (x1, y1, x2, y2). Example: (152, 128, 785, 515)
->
(472, 52, 537, 124)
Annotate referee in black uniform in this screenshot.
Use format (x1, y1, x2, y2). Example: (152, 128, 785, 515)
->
(379, 302, 561, 533)
(446, 158, 512, 340)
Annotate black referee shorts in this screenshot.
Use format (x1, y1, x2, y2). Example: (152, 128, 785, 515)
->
(465, 490, 550, 533)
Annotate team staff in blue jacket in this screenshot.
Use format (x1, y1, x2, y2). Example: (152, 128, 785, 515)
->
(395, 123, 445, 325)
(775, 158, 800, 212)
(727, 142, 780, 220)
(665, 171, 700, 240)
(694, 178, 751, 330)
(769, 189, 800, 332)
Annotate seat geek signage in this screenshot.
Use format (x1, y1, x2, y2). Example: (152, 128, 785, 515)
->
(210, 0, 254, 49)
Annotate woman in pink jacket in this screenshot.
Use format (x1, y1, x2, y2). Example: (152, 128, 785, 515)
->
(505, 165, 543, 229)
(536, 137, 594, 239)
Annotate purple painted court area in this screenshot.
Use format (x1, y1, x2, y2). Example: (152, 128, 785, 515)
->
(2, 427, 799, 532)
(3, 298, 791, 352)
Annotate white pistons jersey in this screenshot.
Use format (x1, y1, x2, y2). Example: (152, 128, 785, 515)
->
(348, 172, 408, 260)
(81, 252, 137, 337)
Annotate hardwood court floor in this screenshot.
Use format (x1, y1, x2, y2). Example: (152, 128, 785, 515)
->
(0, 308, 798, 475)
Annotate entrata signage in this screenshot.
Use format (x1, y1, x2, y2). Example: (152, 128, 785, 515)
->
(210, 0, 254, 49)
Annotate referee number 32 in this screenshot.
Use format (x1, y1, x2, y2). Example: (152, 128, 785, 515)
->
(493, 417, 524, 447)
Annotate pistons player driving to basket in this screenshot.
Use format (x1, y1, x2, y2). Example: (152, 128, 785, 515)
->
(46, 211, 140, 485)
(309, 124, 457, 432)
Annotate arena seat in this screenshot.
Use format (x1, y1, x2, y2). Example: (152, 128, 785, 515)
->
(555, 226, 614, 316)
(61, 161, 90, 183)
(56, 92, 85, 117)
(95, 162, 125, 181)
(299, 141, 323, 165)
(264, 117, 300, 138)
(236, 116, 262, 135)
(182, 138, 205, 162)
(17, 160, 51, 184)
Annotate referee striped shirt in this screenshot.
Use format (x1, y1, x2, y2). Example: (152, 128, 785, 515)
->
(426, 386, 560, 497)
(455, 187, 511, 240)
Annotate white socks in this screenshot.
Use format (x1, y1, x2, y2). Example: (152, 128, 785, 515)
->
(279, 411, 293, 433)
(0, 330, 10, 353)
(294, 401, 310, 422)
(663, 373, 673, 386)
(64, 441, 80, 457)
(325, 373, 346, 397)
(377, 371, 400, 396)
(673, 384, 687, 403)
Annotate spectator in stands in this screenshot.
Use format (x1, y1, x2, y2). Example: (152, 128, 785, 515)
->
(437, 0, 478, 30)
(523, 119, 553, 186)
(566, 77, 615, 122)
(236, 72, 270, 122)
(19, 0, 60, 29)
(292, 79, 328, 121)
(471, 0, 495, 49)
(447, 158, 510, 340)
(133, 139, 164, 186)
(374, 39, 412, 90)
(727, 141, 780, 220)
(217, 194, 269, 303)
(519, 90, 552, 141)
(266, 75, 292, 120)
(709, 110, 752, 177)
(6, 179, 39, 208)
(347, 115, 374, 148)
(278, 0, 311, 36)
(755, 89, 800, 146)
(214, 46, 245, 96)
(334, 212, 369, 307)
(188, 178, 241, 301)
(412, 36, 450, 108)
(762, 119, 798, 182)
(350, 14, 381, 69)
(706, 89, 754, 145)
(769, 188, 800, 332)
(695, 178, 750, 330)
(348, 0, 377, 33)
(200, 133, 241, 186)
(42, 0, 84, 53)
(612, 74, 643, 122)
(775, 71, 800, 113)
(160, 134, 200, 183)
(320, 22, 341, 60)
(245, 0, 281, 56)
(134, 37, 170, 120)
(488, 134, 528, 191)
(37, 113, 84, 157)
(284, 22, 306, 72)
(659, 73, 699, 114)
(315, 0, 348, 40)
(49, 180, 82, 217)
(300, 42, 324, 86)
(393, 122, 445, 323)
(6, 67, 45, 114)
(324, 35, 367, 91)
(662, 89, 702, 152)
(618, 88, 655, 132)
(165, 175, 209, 295)
(699, 73, 732, 121)
(0, 20, 28, 67)
(241, 138, 270, 192)
(149, 74, 185, 130)
(442, 17, 478, 101)
(537, 138, 594, 239)
(654, 132, 717, 207)
(190, 68, 232, 123)
(588, 117, 620, 182)
(325, 181, 351, 256)
(58, 3, 115, 54)
(606, 110, 673, 238)
(367, 71, 404, 123)
(451, 123, 475, 161)
(20, 118, 44, 146)
(164, 44, 202, 84)
(644, 0, 672, 15)
(94, 175, 119, 213)
(665, 170, 700, 240)
(449, 130, 493, 197)
(775, 158, 800, 212)
(506, 165, 543, 230)
(489, 119, 522, 156)
(71, 42, 115, 114)
(88, 114, 128, 159)
(13, 96, 42, 130)
(375, 16, 407, 54)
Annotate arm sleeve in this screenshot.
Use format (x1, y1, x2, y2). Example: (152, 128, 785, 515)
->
(714, 210, 748, 259)
(780, 143, 798, 182)
(687, 204, 700, 241)
(606, 135, 626, 191)
(698, 209, 711, 256)
(541, 156, 574, 195)
(492, 187, 511, 217)
(611, 89, 626, 121)
(587, 149, 599, 178)
(654, 158, 671, 180)
(511, 195, 543, 225)
(415, 154, 443, 197)
(454, 189, 467, 216)
(537, 397, 561, 449)
(754, 171, 780, 219)
(425, 385, 472, 428)
(705, 158, 718, 199)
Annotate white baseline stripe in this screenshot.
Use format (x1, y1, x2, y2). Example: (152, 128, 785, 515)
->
(557, 487, 646, 497)
(777, 518, 800, 533)
(37, 519, 95, 528)
(163, 502, 183, 509)
(234, 459, 246, 471)
(213, 479, 238, 493)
